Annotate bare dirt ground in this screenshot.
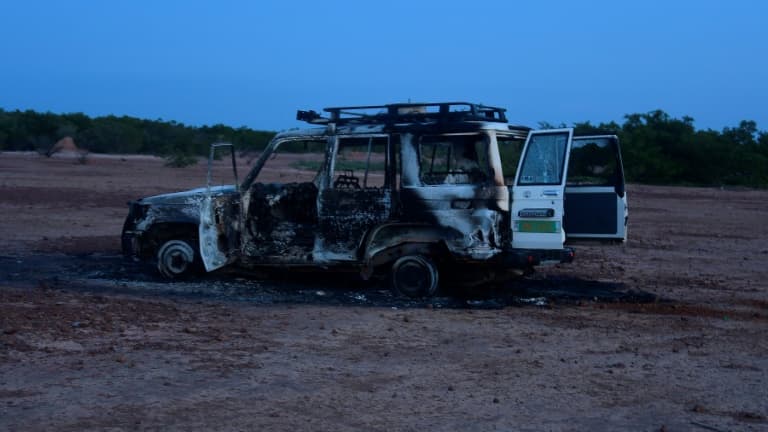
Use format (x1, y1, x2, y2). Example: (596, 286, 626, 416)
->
(1, 151, 766, 431)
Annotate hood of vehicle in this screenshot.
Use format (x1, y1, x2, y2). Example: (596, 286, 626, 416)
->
(137, 185, 237, 205)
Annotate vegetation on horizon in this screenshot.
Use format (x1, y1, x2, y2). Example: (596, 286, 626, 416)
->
(0, 109, 276, 168)
(0, 108, 766, 187)
(566, 111, 768, 187)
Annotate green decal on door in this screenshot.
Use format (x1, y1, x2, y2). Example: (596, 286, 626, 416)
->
(515, 220, 559, 233)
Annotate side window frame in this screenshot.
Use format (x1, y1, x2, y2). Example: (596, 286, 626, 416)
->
(416, 132, 492, 186)
(567, 135, 626, 197)
(331, 134, 391, 190)
(242, 136, 328, 189)
(516, 131, 571, 186)
(496, 132, 526, 186)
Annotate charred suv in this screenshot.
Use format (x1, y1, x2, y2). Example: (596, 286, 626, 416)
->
(122, 102, 627, 297)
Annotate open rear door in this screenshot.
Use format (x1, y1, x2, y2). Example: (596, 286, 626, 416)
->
(511, 129, 573, 251)
(564, 135, 627, 243)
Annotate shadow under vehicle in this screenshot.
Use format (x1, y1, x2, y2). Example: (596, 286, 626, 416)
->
(122, 102, 627, 297)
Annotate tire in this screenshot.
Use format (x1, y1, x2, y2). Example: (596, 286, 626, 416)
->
(391, 255, 439, 298)
(157, 239, 196, 279)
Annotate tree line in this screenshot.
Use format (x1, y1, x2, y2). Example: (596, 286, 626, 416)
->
(0, 109, 276, 166)
(1, 108, 766, 187)
(553, 110, 767, 187)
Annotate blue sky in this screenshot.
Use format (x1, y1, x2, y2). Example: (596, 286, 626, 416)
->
(1, 0, 766, 131)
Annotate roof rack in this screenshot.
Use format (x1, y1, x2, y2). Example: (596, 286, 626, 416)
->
(296, 102, 508, 126)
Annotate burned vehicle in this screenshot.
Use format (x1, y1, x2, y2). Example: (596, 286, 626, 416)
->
(122, 102, 627, 297)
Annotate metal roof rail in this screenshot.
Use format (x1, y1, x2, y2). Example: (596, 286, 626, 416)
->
(297, 102, 508, 126)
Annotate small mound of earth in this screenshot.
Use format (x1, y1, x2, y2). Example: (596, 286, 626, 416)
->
(50, 137, 79, 153)
(48, 137, 88, 158)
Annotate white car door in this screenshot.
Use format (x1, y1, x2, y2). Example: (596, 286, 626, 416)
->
(511, 129, 573, 250)
(564, 135, 628, 242)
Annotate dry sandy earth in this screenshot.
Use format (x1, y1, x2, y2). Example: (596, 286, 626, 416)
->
(0, 152, 766, 431)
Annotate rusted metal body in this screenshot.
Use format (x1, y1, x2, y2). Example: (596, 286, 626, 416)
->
(122, 102, 627, 295)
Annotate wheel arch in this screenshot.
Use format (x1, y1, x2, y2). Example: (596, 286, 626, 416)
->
(359, 223, 457, 277)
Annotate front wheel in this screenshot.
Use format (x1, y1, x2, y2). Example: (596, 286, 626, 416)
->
(157, 239, 197, 279)
(391, 255, 439, 298)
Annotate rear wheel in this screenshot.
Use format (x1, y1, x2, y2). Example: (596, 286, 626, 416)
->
(157, 239, 196, 279)
(391, 255, 439, 298)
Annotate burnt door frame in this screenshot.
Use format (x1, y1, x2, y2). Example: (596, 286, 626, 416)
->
(314, 134, 394, 263)
(239, 136, 328, 264)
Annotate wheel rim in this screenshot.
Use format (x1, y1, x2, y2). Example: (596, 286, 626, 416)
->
(392, 255, 438, 298)
(158, 240, 194, 278)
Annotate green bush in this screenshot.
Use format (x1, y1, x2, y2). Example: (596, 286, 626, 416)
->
(163, 152, 198, 168)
